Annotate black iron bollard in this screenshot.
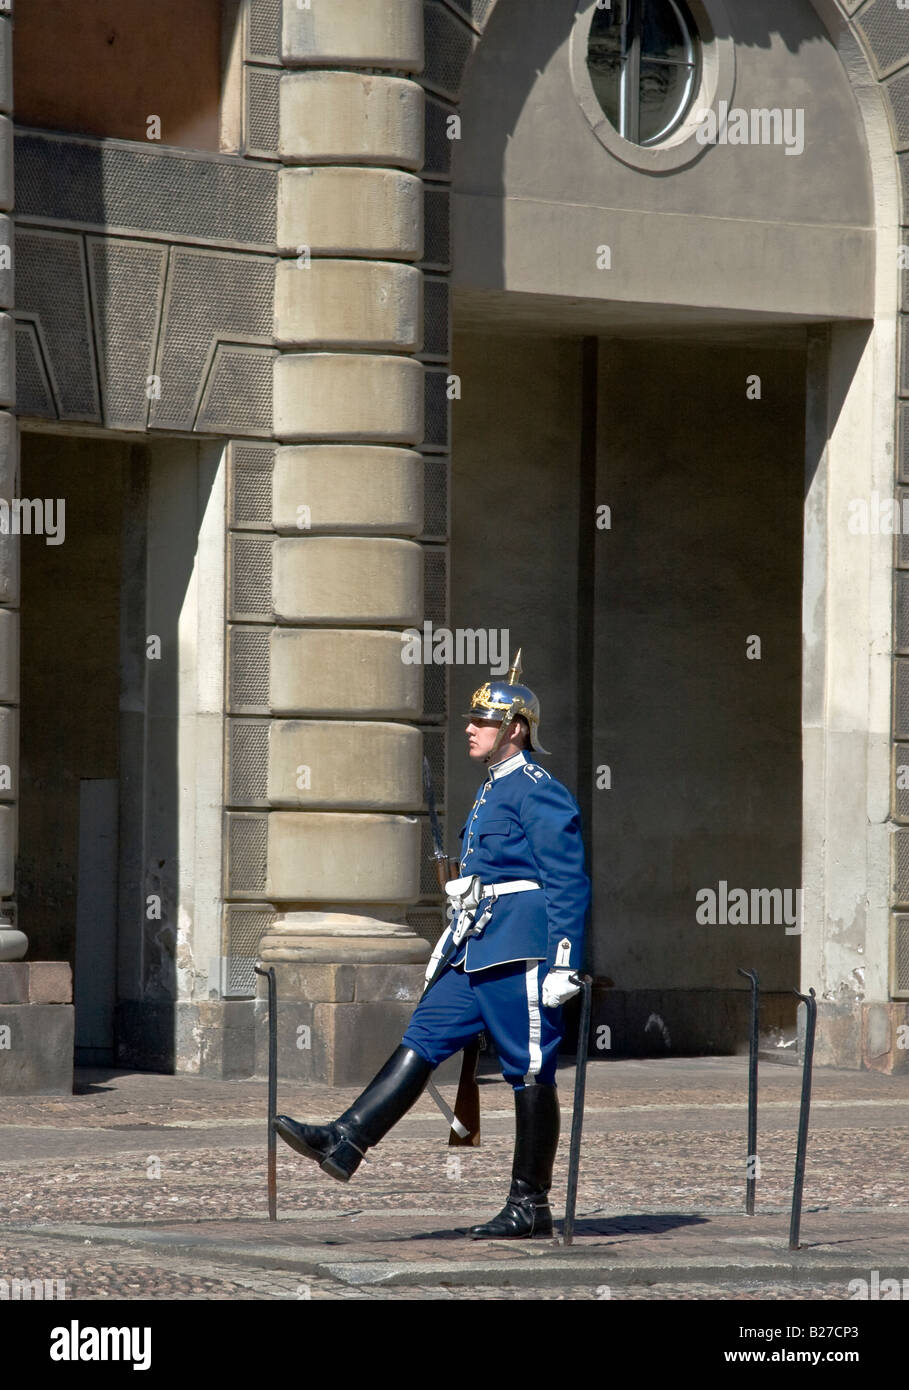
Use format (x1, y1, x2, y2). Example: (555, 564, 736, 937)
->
(563, 974, 593, 1247)
(737, 967, 760, 1215)
(254, 963, 278, 1222)
(789, 987, 817, 1251)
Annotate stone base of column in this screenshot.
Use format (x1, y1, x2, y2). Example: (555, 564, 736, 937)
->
(0, 962, 74, 1095)
(861, 1002, 909, 1074)
(255, 911, 448, 1085)
(0, 928, 27, 961)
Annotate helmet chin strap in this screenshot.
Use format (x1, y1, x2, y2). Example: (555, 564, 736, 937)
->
(483, 709, 517, 764)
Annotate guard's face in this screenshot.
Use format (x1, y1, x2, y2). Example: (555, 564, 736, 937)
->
(465, 717, 506, 760)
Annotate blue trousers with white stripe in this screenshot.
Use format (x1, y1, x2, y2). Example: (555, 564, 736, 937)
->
(401, 959, 563, 1089)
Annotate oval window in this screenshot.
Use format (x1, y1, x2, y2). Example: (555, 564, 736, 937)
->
(587, 0, 701, 146)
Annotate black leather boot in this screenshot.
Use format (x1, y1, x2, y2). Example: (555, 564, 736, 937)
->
(274, 1045, 432, 1182)
(469, 1083, 560, 1238)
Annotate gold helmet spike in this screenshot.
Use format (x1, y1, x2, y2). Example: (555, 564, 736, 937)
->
(505, 648, 523, 686)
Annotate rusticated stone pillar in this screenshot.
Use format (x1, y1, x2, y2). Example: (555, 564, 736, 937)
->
(253, 0, 431, 1083)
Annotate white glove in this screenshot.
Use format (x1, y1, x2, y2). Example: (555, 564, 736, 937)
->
(541, 969, 581, 1009)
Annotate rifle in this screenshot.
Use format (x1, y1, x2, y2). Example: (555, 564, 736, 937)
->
(423, 756, 482, 1146)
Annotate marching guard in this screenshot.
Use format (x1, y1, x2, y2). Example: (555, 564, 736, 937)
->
(275, 651, 591, 1239)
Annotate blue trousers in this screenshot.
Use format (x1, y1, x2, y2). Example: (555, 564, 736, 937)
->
(401, 959, 563, 1089)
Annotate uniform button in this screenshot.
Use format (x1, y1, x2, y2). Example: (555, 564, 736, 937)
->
(467, 848, 473, 855)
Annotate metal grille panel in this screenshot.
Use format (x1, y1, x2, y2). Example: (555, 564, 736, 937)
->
(443, 0, 497, 30)
(246, 67, 281, 155)
(247, 0, 283, 62)
(16, 228, 99, 419)
(422, 454, 448, 538)
(87, 236, 167, 430)
(894, 742, 909, 821)
(197, 344, 275, 436)
(228, 626, 271, 712)
(897, 573, 909, 653)
(227, 720, 270, 805)
(422, 726, 446, 807)
(857, 1, 909, 77)
(14, 321, 54, 417)
(893, 829, 909, 906)
(422, 1, 476, 100)
(424, 97, 454, 179)
(15, 131, 277, 248)
(423, 368, 450, 449)
(227, 813, 269, 894)
(422, 277, 450, 360)
(229, 442, 275, 528)
(149, 248, 273, 431)
(894, 914, 909, 996)
(406, 904, 446, 948)
(898, 489, 909, 569)
(422, 188, 451, 269)
(419, 815, 449, 895)
(895, 661, 909, 739)
(229, 534, 274, 620)
(885, 70, 909, 148)
(222, 904, 276, 997)
(424, 661, 447, 719)
(900, 403, 909, 483)
(423, 545, 448, 625)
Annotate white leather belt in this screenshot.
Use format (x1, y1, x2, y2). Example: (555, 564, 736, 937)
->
(445, 875, 542, 946)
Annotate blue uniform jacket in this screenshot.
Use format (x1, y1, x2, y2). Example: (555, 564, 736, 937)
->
(450, 750, 591, 973)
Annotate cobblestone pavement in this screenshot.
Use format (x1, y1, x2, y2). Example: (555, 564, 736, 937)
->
(0, 1057, 907, 1301)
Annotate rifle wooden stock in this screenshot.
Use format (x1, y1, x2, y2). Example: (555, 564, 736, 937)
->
(448, 1034, 481, 1147)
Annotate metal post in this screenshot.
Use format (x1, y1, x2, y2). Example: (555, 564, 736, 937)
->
(563, 974, 593, 1247)
(254, 963, 277, 1222)
(737, 967, 760, 1215)
(789, 986, 817, 1251)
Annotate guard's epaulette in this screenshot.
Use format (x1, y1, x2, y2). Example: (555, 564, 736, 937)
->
(523, 763, 551, 782)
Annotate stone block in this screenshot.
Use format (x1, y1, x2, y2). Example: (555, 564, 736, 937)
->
(0, 603, 18, 701)
(0, 310, 13, 406)
(257, 962, 357, 1003)
(313, 1000, 423, 1085)
(254, 997, 317, 1082)
(0, 804, 16, 897)
(274, 352, 424, 443)
(26, 961, 72, 1004)
(275, 258, 422, 351)
(269, 628, 423, 717)
(0, 118, 12, 214)
(279, 71, 424, 169)
(266, 811, 421, 901)
(281, 0, 423, 73)
(277, 167, 423, 259)
(0, 215, 13, 312)
(0, 1004, 74, 1095)
(0, 697, 17, 793)
(811, 999, 863, 1070)
(862, 1002, 909, 1074)
(352, 963, 426, 1003)
(272, 444, 424, 536)
(0, 961, 26, 1002)
(185, 1001, 257, 1080)
(267, 719, 422, 808)
(0, 409, 17, 495)
(272, 534, 423, 625)
(0, 926, 25, 961)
